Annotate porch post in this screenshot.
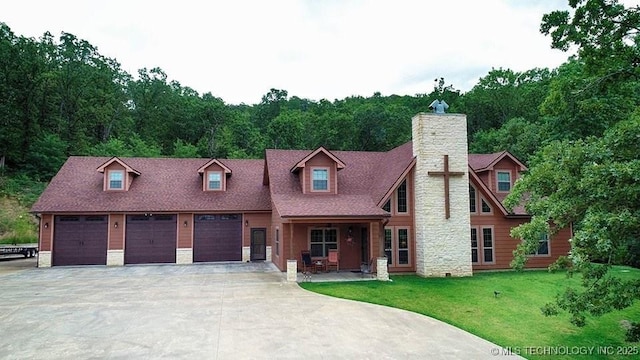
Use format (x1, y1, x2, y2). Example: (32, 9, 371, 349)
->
(377, 257, 389, 281)
(287, 259, 297, 282)
(287, 222, 297, 282)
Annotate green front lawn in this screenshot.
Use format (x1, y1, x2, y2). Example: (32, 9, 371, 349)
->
(300, 267, 640, 359)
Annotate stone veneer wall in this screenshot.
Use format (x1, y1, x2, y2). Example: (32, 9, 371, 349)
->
(176, 248, 193, 264)
(37, 251, 52, 267)
(107, 250, 124, 266)
(242, 246, 251, 262)
(412, 113, 472, 277)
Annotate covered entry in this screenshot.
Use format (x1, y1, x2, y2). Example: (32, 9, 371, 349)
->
(193, 214, 242, 262)
(125, 214, 177, 264)
(52, 215, 108, 266)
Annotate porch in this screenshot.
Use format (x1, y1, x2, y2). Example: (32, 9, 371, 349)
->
(296, 269, 377, 283)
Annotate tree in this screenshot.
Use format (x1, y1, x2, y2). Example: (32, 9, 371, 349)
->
(505, 113, 640, 339)
(171, 139, 199, 158)
(469, 117, 551, 163)
(540, 0, 640, 139)
(458, 68, 553, 136)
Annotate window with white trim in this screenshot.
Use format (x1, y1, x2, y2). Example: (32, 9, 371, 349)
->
(312, 168, 328, 191)
(469, 185, 477, 213)
(384, 228, 393, 265)
(207, 171, 222, 190)
(397, 180, 408, 213)
(382, 199, 391, 212)
(481, 199, 491, 213)
(383, 226, 411, 267)
(310, 228, 337, 257)
(530, 233, 550, 256)
(398, 228, 409, 265)
(482, 228, 494, 263)
(471, 228, 478, 263)
(497, 171, 511, 192)
(108, 170, 124, 190)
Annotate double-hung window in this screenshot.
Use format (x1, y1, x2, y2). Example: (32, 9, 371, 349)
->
(471, 226, 494, 264)
(312, 168, 328, 191)
(383, 226, 411, 266)
(109, 170, 124, 190)
(470, 228, 478, 263)
(208, 172, 222, 190)
(497, 171, 511, 192)
(482, 228, 494, 263)
(530, 233, 550, 256)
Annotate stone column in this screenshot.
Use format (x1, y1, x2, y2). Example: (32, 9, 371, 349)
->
(176, 248, 193, 264)
(412, 113, 473, 277)
(107, 250, 124, 266)
(37, 251, 52, 267)
(376, 257, 389, 281)
(287, 259, 297, 282)
(242, 246, 251, 262)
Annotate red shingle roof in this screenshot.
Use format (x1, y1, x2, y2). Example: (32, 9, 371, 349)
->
(468, 151, 527, 172)
(31, 144, 529, 218)
(31, 157, 271, 213)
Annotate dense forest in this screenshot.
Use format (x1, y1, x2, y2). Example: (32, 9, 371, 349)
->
(1, 15, 627, 181)
(1, 0, 639, 338)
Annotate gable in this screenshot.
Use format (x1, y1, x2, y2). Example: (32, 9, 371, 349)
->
(198, 159, 232, 192)
(96, 157, 140, 191)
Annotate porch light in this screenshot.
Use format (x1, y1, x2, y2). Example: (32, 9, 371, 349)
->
(44, 222, 49, 229)
(114, 222, 118, 229)
(183, 220, 188, 227)
(245, 220, 249, 227)
(346, 226, 354, 244)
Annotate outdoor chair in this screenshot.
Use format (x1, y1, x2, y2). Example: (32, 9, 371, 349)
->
(301, 250, 316, 274)
(327, 249, 339, 272)
(360, 258, 375, 278)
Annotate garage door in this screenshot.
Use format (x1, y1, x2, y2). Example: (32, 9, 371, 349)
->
(125, 214, 176, 264)
(193, 214, 242, 262)
(53, 215, 108, 266)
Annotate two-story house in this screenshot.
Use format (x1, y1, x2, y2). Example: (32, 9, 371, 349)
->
(31, 113, 571, 274)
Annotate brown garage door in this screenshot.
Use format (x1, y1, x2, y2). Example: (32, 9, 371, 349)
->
(53, 215, 108, 266)
(125, 214, 176, 264)
(193, 214, 242, 262)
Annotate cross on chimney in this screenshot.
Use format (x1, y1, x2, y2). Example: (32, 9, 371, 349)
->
(427, 155, 465, 219)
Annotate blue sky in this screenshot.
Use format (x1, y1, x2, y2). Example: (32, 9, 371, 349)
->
(4, 0, 584, 104)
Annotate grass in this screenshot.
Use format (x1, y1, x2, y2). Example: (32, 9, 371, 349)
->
(300, 267, 640, 359)
(0, 175, 43, 245)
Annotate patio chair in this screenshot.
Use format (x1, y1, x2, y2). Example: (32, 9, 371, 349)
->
(301, 250, 316, 274)
(327, 249, 339, 272)
(360, 258, 375, 278)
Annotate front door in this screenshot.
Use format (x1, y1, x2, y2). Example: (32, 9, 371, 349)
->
(250, 228, 266, 261)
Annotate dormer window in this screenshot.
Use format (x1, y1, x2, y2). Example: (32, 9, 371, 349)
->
(198, 159, 232, 192)
(312, 168, 329, 191)
(207, 171, 222, 190)
(290, 147, 345, 195)
(497, 171, 511, 192)
(109, 170, 124, 190)
(97, 157, 140, 192)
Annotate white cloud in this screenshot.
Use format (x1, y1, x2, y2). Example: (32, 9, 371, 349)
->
(4, 0, 574, 104)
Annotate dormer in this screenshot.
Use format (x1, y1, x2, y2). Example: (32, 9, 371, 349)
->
(468, 151, 527, 194)
(290, 147, 345, 195)
(197, 159, 232, 191)
(96, 157, 141, 191)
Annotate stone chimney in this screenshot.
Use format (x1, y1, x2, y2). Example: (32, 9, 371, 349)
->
(412, 113, 472, 277)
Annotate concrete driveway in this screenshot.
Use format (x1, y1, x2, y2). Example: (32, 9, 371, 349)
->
(0, 260, 520, 359)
